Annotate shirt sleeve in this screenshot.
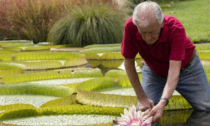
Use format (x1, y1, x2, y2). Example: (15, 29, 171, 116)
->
(169, 24, 186, 61)
(121, 20, 138, 59)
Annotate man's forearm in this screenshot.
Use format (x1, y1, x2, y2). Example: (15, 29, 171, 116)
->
(160, 60, 181, 105)
(124, 58, 147, 101)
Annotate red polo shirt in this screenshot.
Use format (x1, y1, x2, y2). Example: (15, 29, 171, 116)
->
(121, 15, 195, 76)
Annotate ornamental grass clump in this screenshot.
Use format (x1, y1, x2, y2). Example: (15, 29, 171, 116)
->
(0, 0, 70, 43)
(48, 1, 124, 46)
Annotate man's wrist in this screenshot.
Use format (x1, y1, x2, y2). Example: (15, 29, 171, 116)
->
(137, 94, 147, 101)
(159, 97, 169, 106)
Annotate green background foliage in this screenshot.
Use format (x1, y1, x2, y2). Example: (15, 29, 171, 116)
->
(48, 2, 124, 46)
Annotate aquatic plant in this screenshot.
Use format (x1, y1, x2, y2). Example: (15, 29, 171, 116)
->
(0, 105, 123, 125)
(48, 1, 124, 46)
(0, 0, 70, 43)
(1, 68, 102, 84)
(114, 105, 153, 126)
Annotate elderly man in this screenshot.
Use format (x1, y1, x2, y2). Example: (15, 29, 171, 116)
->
(121, 1, 210, 122)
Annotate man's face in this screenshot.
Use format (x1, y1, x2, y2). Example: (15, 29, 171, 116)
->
(137, 21, 163, 45)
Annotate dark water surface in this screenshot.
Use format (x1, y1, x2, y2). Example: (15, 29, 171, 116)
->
(157, 109, 210, 126)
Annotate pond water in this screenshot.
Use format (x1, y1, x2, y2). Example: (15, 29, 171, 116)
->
(157, 110, 210, 126)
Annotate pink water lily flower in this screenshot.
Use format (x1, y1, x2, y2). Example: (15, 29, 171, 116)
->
(114, 105, 153, 126)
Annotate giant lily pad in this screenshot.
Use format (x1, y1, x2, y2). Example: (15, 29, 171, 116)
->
(28, 78, 93, 86)
(197, 51, 210, 60)
(0, 63, 23, 78)
(1, 68, 102, 84)
(195, 43, 210, 51)
(0, 84, 73, 107)
(19, 60, 62, 70)
(201, 60, 210, 73)
(0, 95, 58, 108)
(15, 51, 85, 61)
(76, 77, 138, 108)
(80, 46, 120, 53)
(0, 105, 123, 126)
(64, 57, 88, 67)
(84, 44, 121, 49)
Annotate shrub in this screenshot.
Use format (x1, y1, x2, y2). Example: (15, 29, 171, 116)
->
(0, 0, 71, 43)
(48, 1, 124, 46)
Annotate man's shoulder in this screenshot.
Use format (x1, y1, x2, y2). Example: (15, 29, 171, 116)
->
(125, 17, 137, 28)
(164, 14, 179, 21)
(163, 14, 184, 30)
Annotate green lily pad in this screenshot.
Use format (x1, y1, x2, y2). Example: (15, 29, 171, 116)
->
(1, 68, 102, 84)
(84, 44, 120, 49)
(80, 46, 120, 53)
(201, 60, 210, 73)
(0, 83, 73, 108)
(0, 105, 123, 126)
(0, 63, 23, 78)
(0, 95, 58, 108)
(2, 114, 115, 125)
(195, 43, 210, 51)
(197, 51, 210, 60)
(28, 78, 94, 86)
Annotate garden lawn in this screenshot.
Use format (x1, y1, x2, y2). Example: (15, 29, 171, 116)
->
(163, 0, 210, 43)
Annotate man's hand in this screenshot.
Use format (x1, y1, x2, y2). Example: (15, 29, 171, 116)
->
(138, 98, 154, 111)
(147, 100, 166, 122)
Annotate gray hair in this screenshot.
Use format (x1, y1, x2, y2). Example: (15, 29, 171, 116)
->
(132, 1, 163, 26)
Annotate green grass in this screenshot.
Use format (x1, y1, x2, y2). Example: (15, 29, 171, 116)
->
(163, 0, 210, 43)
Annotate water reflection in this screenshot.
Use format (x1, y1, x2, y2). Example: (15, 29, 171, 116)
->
(185, 110, 210, 126)
(156, 109, 210, 126)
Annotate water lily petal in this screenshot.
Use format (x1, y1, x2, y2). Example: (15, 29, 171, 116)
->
(115, 105, 153, 126)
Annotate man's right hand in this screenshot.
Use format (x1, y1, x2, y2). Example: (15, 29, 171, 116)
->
(124, 58, 154, 111)
(138, 98, 154, 111)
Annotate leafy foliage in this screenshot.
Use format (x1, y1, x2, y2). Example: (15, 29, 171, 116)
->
(0, 0, 70, 43)
(48, 1, 124, 46)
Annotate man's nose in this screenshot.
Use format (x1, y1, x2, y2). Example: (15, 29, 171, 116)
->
(145, 34, 152, 40)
